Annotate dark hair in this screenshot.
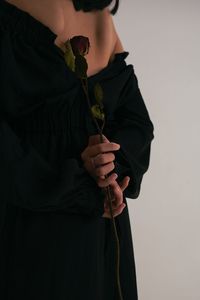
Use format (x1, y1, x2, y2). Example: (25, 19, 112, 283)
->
(109, 0, 119, 15)
(72, 0, 120, 15)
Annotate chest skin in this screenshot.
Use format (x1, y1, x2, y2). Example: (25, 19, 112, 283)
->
(5, 0, 118, 77)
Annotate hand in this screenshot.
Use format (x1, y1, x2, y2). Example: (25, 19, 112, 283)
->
(102, 176, 130, 219)
(81, 134, 120, 187)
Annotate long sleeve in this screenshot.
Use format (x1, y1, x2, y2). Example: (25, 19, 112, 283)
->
(0, 6, 103, 221)
(104, 66, 155, 199)
(0, 117, 105, 218)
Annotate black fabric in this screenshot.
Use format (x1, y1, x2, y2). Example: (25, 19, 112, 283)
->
(0, 1, 154, 299)
(72, 0, 113, 12)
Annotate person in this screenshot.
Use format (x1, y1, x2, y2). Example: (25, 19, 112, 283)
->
(0, 0, 154, 299)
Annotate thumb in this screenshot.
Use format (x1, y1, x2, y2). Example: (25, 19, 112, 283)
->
(88, 134, 110, 146)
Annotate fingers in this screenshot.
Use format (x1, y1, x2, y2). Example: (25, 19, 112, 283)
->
(109, 180, 123, 205)
(119, 176, 131, 192)
(102, 176, 131, 219)
(81, 142, 120, 167)
(103, 180, 123, 219)
(90, 142, 120, 158)
(81, 145, 120, 180)
(96, 173, 118, 188)
(80, 134, 121, 181)
(92, 152, 116, 178)
(102, 202, 126, 219)
(95, 161, 115, 177)
(88, 134, 110, 146)
(93, 152, 116, 167)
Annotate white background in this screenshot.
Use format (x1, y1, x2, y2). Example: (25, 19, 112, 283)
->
(113, 0, 200, 299)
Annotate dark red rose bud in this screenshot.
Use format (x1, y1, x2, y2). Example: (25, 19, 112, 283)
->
(70, 35, 90, 56)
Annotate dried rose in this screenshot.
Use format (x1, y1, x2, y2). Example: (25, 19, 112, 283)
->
(62, 33, 122, 300)
(69, 35, 90, 57)
(63, 36, 90, 79)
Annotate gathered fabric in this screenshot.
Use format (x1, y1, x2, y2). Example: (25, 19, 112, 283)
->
(0, 1, 154, 299)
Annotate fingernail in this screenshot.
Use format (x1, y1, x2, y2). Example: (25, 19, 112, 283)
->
(113, 173, 118, 178)
(112, 143, 120, 147)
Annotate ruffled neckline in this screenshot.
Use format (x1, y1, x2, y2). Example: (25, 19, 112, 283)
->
(0, 0, 130, 82)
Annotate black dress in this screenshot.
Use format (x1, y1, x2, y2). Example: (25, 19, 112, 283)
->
(0, 1, 154, 299)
